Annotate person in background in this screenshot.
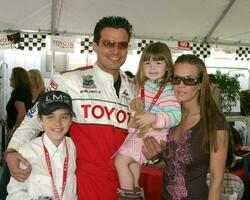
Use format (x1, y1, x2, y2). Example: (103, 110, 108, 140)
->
(207, 131, 244, 200)
(143, 54, 229, 200)
(218, 173, 244, 200)
(7, 90, 77, 200)
(114, 42, 181, 199)
(28, 69, 46, 104)
(207, 160, 245, 200)
(0, 66, 33, 199)
(6, 67, 33, 138)
(5, 16, 135, 200)
(209, 74, 222, 110)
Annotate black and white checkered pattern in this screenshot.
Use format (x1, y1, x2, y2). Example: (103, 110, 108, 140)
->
(137, 39, 154, 54)
(19, 33, 46, 51)
(235, 46, 250, 61)
(191, 43, 211, 59)
(80, 37, 93, 53)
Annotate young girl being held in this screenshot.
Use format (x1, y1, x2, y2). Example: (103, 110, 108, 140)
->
(115, 42, 181, 199)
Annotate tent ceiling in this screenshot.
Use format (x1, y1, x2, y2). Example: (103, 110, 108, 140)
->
(1, 0, 250, 46)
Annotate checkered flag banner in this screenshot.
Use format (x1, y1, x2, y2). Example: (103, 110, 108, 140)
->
(80, 37, 93, 53)
(235, 46, 250, 61)
(19, 33, 46, 51)
(191, 43, 211, 59)
(137, 39, 154, 54)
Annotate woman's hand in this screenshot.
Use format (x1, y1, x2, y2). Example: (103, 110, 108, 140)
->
(142, 136, 166, 160)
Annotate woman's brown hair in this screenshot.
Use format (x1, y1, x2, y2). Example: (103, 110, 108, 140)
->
(12, 67, 32, 98)
(174, 54, 229, 152)
(28, 69, 45, 96)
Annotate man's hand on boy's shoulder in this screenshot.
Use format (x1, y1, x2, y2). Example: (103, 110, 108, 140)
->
(6, 151, 32, 182)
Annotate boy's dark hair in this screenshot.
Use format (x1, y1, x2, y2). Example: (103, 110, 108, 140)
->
(93, 16, 133, 44)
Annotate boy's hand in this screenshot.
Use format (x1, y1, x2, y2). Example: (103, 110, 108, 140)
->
(6, 151, 32, 182)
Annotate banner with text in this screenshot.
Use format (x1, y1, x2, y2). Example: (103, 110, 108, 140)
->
(50, 36, 75, 53)
(0, 34, 13, 50)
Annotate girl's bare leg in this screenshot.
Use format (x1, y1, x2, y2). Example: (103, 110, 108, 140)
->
(115, 153, 136, 190)
(129, 162, 141, 187)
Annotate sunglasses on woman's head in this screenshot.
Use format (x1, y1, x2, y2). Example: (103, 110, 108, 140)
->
(171, 76, 201, 86)
(101, 39, 129, 49)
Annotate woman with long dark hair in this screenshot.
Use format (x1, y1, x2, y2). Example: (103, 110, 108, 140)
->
(6, 67, 33, 137)
(0, 66, 33, 199)
(143, 54, 229, 200)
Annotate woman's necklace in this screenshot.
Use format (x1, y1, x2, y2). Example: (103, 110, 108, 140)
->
(182, 112, 200, 120)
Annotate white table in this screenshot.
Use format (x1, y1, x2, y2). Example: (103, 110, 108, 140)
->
(225, 114, 250, 145)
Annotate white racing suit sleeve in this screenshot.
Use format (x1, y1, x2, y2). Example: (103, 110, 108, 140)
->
(8, 73, 67, 151)
(6, 177, 33, 200)
(7, 102, 42, 151)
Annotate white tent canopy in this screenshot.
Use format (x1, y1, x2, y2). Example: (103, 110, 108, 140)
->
(1, 0, 250, 122)
(1, 0, 250, 46)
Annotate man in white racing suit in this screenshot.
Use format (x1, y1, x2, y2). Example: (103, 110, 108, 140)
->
(5, 16, 136, 200)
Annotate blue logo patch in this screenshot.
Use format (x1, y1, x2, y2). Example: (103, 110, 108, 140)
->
(82, 75, 96, 88)
(26, 105, 37, 118)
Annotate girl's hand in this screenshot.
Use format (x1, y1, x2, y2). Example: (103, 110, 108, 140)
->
(135, 112, 155, 128)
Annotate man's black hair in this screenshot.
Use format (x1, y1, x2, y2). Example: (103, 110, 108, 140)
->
(93, 16, 133, 44)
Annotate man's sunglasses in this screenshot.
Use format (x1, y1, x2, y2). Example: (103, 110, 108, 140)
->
(171, 76, 201, 86)
(101, 40, 129, 49)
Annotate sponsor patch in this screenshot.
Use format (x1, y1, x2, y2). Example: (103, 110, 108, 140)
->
(26, 105, 37, 118)
(82, 75, 96, 89)
(49, 79, 58, 90)
(121, 90, 130, 101)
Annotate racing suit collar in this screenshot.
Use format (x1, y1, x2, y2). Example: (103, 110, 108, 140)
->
(94, 63, 117, 81)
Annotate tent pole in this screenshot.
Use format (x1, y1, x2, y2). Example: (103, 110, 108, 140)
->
(51, 0, 57, 76)
(51, 51, 55, 75)
(50, 0, 63, 76)
(204, 0, 236, 41)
